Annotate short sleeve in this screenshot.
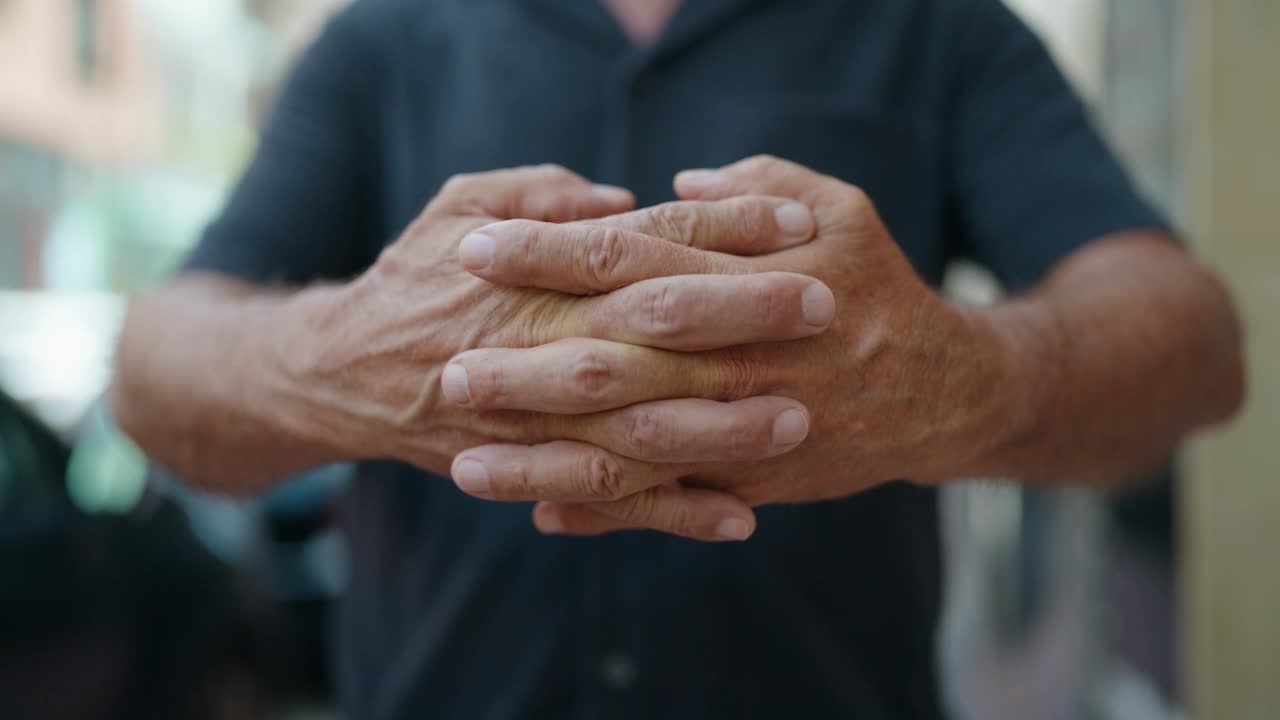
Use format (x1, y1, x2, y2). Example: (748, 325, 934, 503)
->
(182, 6, 383, 285)
(946, 0, 1170, 292)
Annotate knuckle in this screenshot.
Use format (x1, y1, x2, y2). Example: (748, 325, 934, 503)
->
(621, 408, 671, 456)
(567, 349, 616, 403)
(440, 172, 478, 196)
(643, 282, 689, 339)
(577, 451, 626, 499)
(371, 237, 410, 276)
(534, 163, 574, 181)
(741, 154, 782, 174)
(611, 491, 654, 524)
(581, 227, 627, 285)
(661, 501, 699, 538)
(731, 196, 771, 232)
(653, 202, 702, 247)
(841, 184, 875, 215)
(711, 350, 762, 400)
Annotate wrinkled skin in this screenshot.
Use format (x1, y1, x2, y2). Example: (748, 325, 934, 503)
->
(283, 163, 836, 538)
(441, 157, 1020, 538)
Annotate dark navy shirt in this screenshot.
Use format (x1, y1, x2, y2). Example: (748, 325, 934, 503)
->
(185, 1, 1165, 717)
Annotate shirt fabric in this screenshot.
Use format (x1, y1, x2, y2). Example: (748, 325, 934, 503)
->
(184, 1, 1167, 717)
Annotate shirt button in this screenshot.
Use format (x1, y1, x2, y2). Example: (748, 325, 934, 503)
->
(598, 650, 638, 690)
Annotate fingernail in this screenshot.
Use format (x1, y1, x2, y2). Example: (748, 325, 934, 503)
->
(459, 233, 495, 272)
(715, 517, 752, 541)
(441, 363, 471, 404)
(774, 202, 814, 239)
(772, 408, 810, 447)
(591, 184, 633, 205)
(675, 169, 724, 192)
(453, 460, 491, 496)
(801, 283, 835, 326)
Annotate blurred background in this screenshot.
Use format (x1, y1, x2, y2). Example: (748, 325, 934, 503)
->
(0, 1, 1274, 718)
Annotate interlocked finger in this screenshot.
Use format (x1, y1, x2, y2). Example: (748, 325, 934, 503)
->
(555, 272, 836, 352)
(450, 440, 686, 502)
(459, 219, 743, 294)
(441, 338, 771, 414)
(591, 195, 814, 255)
(559, 396, 812, 464)
(457, 195, 815, 294)
(532, 485, 757, 542)
(432, 164, 636, 222)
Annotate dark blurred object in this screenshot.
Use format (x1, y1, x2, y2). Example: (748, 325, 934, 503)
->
(0, 390, 71, 518)
(147, 459, 350, 709)
(1103, 464, 1179, 702)
(0, 391, 330, 719)
(1109, 465, 1177, 561)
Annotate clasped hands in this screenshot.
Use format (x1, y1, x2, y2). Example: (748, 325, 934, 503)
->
(318, 156, 1018, 542)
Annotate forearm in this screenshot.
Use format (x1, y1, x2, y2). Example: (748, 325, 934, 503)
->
(111, 273, 354, 495)
(962, 231, 1245, 486)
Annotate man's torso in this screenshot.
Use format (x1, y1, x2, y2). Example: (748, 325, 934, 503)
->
(332, 2, 957, 718)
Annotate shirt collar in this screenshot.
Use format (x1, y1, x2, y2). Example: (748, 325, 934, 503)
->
(523, 0, 766, 63)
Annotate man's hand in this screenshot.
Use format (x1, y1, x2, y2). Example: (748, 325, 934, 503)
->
(113, 163, 842, 506)
(273, 164, 841, 536)
(439, 156, 1014, 536)
(445, 155, 1244, 541)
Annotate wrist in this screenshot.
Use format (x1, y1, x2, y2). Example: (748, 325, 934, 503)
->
(115, 275, 366, 494)
(946, 298, 1061, 481)
(257, 280, 373, 464)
